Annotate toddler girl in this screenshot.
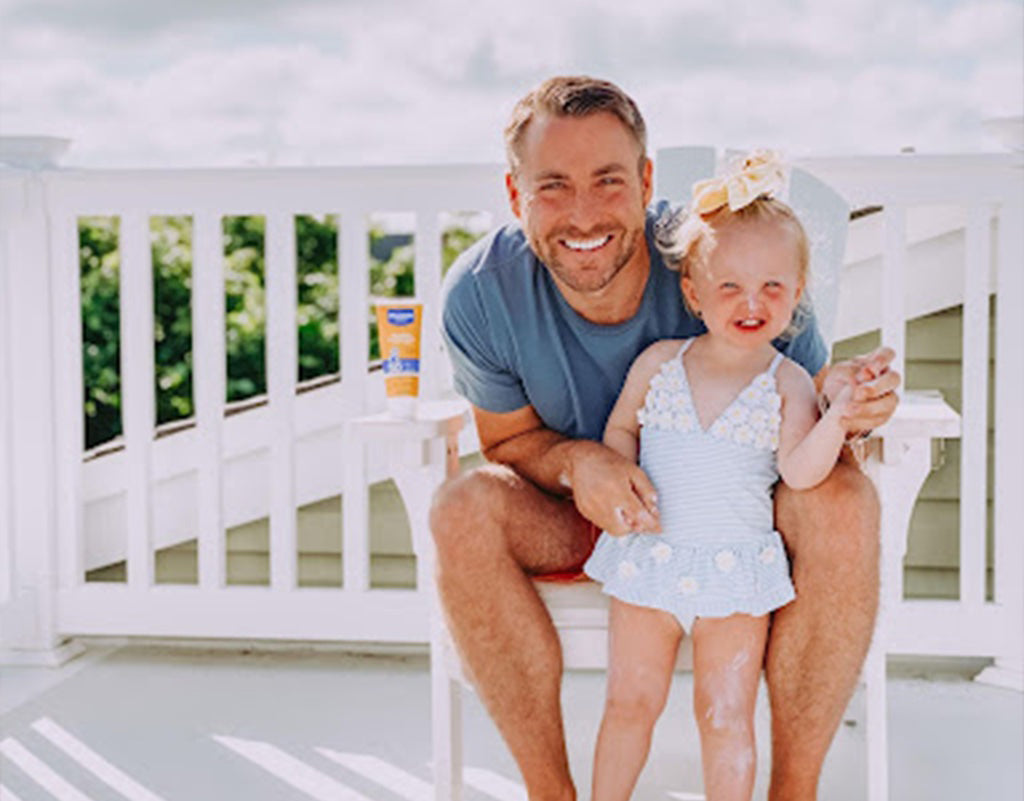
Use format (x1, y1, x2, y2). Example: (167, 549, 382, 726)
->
(584, 151, 853, 801)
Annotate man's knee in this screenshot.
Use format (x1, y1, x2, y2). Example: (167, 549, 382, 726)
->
(430, 465, 511, 564)
(777, 461, 880, 570)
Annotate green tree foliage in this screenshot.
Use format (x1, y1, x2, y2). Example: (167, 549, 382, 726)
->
(296, 215, 339, 380)
(79, 216, 122, 449)
(152, 217, 194, 425)
(222, 215, 267, 401)
(79, 213, 484, 449)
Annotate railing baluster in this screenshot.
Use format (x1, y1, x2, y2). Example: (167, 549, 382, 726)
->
(415, 209, 443, 400)
(0, 205, 14, 604)
(119, 211, 156, 589)
(339, 208, 369, 410)
(193, 212, 226, 589)
(992, 197, 1023, 614)
(960, 205, 991, 607)
(50, 211, 85, 590)
(340, 209, 370, 592)
(882, 206, 907, 384)
(266, 212, 298, 591)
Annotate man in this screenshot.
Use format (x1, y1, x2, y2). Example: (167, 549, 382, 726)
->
(431, 75, 898, 801)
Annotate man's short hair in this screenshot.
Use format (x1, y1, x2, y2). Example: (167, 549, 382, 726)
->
(504, 75, 648, 174)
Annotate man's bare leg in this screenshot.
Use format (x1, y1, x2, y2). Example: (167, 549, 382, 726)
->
(430, 464, 595, 801)
(766, 460, 881, 801)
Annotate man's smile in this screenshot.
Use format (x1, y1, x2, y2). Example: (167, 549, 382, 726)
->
(560, 234, 613, 252)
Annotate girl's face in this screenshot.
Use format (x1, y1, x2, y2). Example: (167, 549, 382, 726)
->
(681, 217, 804, 350)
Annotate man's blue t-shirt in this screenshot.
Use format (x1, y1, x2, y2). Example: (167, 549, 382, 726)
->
(441, 203, 828, 442)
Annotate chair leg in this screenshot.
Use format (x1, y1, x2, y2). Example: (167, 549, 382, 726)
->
(431, 632, 464, 800)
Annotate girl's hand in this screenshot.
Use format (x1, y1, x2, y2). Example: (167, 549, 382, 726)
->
(821, 346, 901, 434)
(822, 383, 855, 427)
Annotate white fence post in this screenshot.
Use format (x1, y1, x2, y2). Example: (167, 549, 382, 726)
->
(0, 163, 82, 664)
(977, 189, 1024, 691)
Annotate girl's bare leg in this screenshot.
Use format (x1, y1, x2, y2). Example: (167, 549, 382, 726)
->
(591, 598, 684, 801)
(692, 613, 770, 801)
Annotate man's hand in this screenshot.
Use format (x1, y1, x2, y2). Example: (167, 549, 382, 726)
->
(819, 346, 901, 435)
(565, 440, 660, 535)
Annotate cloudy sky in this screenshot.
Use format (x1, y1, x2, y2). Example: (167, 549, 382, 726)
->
(0, 0, 1021, 168)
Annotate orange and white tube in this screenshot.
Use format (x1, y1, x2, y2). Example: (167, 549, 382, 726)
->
(375, 299, 423, 418)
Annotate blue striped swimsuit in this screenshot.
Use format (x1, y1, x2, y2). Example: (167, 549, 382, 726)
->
(584, 338, 796, 631)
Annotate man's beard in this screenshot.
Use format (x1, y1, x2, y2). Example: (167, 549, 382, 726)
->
(534, 224, 642, 294)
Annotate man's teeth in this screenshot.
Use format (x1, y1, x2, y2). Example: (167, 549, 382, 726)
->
(563, 235, 611, 251)
(738, 319, 763, 328)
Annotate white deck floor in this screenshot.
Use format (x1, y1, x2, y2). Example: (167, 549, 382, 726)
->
(1, 644, 1021, 801)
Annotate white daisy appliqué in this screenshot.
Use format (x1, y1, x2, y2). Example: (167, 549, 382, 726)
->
(650, 542, 673, 564)
(740, 384, 762, 404)
(663, 372, 683, 392)
(759, 545, 778, 565)
(677, 576, 699, 595)
(617, 560, 639, 580)
(727, 404, 749, 425)
(710, 417, 731, 438)
(733, 424, 755, 445)
(714, 550, 737, 573)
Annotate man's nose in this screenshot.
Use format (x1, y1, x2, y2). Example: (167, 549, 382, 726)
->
(566, 188, 601, 230)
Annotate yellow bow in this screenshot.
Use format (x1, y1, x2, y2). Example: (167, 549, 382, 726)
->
(690, 149, 787, 216)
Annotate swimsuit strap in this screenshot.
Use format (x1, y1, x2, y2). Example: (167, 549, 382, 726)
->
(768, 350, 785, 376)
(678, 337, 695, 358)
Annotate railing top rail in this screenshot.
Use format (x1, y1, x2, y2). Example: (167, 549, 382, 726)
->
(2, 162, 511, 218)
(1, 151, 1020, 216)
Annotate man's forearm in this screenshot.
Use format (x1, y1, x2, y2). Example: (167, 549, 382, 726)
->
(483, 428, 597, 496)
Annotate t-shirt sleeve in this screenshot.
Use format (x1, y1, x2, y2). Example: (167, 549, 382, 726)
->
(441, 274, 529, 413)
(776, 304, 830, 378)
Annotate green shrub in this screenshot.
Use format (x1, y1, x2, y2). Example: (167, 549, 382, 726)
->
(79, 213, 483, 449)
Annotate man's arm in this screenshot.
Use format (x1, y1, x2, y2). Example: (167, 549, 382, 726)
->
(814, 345, 902, 435)
(473, 403, 659, 535)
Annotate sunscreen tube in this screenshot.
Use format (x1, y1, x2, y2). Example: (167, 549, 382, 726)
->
(374, 299, 423, 418)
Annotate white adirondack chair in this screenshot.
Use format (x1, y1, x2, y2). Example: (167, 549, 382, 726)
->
(346, 147, 960, 801)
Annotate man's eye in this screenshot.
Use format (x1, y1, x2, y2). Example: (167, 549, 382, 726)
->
(599, 176, 624, 186)
(539, 181, 566, 192)
(765, 281, 782, 289)
(720, 282, 739, 291)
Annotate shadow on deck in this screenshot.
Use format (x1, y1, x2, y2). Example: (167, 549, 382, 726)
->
(2, 644, 1021, 801)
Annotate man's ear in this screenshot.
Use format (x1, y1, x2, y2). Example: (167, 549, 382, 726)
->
(641, 157, 654, 207)
(506, 172, 522, 220)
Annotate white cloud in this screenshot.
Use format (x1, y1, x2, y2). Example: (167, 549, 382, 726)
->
(0, 0, 1020, 168)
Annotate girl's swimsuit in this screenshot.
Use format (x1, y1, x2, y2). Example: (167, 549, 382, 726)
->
(584, 338, 796, 630)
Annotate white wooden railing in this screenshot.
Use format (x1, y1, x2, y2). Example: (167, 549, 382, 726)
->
(0, 148, 1021, 687)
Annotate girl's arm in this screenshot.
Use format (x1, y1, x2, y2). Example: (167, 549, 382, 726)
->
(776, 359, 852, 490)
(603, 340, 680, 459)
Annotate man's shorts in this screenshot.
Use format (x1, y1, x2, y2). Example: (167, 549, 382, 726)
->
(533, 521, 601, 583)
